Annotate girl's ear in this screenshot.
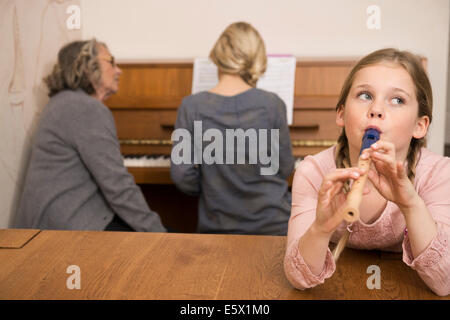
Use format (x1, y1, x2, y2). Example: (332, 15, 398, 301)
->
(336, 105, 345, 127)
(412, 115, 430, 139)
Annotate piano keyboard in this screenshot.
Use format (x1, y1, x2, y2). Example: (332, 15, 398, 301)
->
(123, 154, 171, 167)
(123, 155, 303, 169)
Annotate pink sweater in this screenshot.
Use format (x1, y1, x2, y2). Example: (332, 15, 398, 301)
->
(284, 146, 450, 296)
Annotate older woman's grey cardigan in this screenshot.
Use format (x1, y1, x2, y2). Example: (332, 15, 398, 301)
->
(14, 89, 166, 232)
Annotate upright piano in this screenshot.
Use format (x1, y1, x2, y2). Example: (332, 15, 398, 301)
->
(104, 59, 357, 232)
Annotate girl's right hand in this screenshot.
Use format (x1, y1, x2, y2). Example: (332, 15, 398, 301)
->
(312, 168, 366, 237)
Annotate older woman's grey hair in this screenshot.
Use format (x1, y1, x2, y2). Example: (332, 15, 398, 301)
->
(44, 39, 105, 97)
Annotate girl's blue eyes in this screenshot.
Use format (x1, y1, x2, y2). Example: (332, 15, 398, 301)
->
(357, 92, 404, 105)
(358, 92, 372, 101)
(391, 97, 404, 105)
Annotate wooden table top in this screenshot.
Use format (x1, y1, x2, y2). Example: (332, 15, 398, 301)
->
(0, 229, 447, 300)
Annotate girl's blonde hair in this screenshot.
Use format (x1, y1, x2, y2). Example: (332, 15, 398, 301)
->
(209, 22, 267, 87)
(332, 48, 433, 261)
(45, 38, 105, 97)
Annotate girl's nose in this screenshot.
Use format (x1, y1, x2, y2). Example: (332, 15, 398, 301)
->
(369, 111, 383, 118)
(367, 102, 384, 119)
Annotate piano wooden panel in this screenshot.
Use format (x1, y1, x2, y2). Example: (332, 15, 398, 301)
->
(107, 62, 192, 109)
(113, 109, 177, 139)
(291, 110, 341, 140)
(140, 184, 198, 233)
(294, 61, 354, 96)
(107, 59, 358, 162)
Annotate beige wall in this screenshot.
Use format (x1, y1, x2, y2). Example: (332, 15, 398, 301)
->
(0, 0, 81, 228)
(81, 0, 450, 154)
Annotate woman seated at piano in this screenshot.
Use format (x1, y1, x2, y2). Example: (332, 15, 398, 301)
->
(170, 22, 295, 235)
(284, 48, 450, 296)
(14, 39, 167, 233)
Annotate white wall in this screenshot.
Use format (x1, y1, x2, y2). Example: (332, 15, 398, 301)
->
(81, 0, 450, 155)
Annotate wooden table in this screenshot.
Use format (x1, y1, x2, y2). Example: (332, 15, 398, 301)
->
(0, 229, 447, 300)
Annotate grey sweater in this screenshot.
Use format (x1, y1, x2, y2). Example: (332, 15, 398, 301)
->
(170, 88, 295, 235)
(14, 89, 166, 232)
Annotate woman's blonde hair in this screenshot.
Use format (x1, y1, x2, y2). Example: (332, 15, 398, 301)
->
(332, 48, 433, 261)
(44, 38, 105, 97)
(209, 22, 267, 87)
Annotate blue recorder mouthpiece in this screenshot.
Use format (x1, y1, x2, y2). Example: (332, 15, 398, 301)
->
(360, 128, 380, 155)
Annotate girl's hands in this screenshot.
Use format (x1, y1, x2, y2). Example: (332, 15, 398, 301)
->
(363, 140, 420, 213)
(313, 167, 365, 236)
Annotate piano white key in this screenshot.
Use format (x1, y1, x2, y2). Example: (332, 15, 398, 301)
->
(123, 155, 171, 167)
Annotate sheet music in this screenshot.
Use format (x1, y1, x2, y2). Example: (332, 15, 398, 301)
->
(192, 58, 219, 94)
(257, 55, 296, 125)
(192, 56, 296, 124)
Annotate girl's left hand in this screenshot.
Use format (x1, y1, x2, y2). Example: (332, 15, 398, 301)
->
(361, 140, 419, 212)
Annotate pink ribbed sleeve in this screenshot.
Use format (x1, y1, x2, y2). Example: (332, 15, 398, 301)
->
(402, 151, 450, 296)
(284, 147, 337, 289)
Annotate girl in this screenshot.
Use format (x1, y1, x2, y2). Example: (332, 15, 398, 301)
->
(170, 22, 295, 235)
(284, 48, 449, 296)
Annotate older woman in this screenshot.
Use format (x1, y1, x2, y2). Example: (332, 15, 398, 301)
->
(14, 39, 166, 232)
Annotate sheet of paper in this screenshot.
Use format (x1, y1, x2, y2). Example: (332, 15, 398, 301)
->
(192, 56, 296, 124)
(192, 58, 219, 94)
(257, 55, 296, 125)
